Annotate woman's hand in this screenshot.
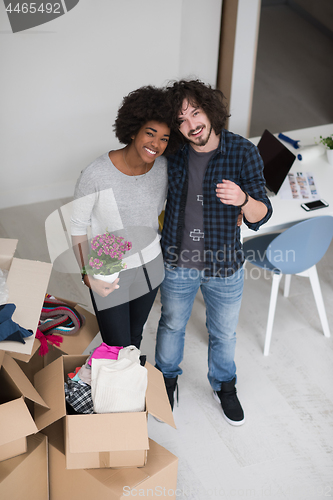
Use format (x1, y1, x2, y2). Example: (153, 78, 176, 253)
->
(83, 274, 119, 297)
(237, 210, 243, 226)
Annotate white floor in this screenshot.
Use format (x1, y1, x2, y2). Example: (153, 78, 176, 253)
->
(1, 4, 333, 500)
(145, 262, 333, 499)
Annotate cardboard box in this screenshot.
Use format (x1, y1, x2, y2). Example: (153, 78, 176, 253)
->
(9, 338, 45, 384)
(0, 433, 48, 500)
(42, 298, 100, 364)
(10, 299, 100, 381)
(0, 238, 52, 356)
(34, 354, 176, 469)
(0, 353, 49, 461)
(0, 350, 4, 367)
(47, 420, 178, 500)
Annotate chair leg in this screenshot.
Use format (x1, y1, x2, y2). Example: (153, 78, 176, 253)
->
(284, 274, 291, 297)
(264, 272, 282, 356)
(308, 265, 331, 338)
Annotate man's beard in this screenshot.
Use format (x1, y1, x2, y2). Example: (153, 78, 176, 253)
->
(188, 125, 213, 147)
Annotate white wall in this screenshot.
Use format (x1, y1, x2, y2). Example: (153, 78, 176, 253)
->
(179, 0, 223, 81)
(228, 0, 261, 138)
(0, 0, 222, 209)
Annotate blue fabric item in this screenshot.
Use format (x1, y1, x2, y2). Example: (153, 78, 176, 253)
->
(0, 303, 33, 342)
(161, 129, 273, 277)
(5, 330, 26, 344)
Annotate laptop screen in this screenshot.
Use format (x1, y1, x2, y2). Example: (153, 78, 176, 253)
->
(256, 129, 296, 194)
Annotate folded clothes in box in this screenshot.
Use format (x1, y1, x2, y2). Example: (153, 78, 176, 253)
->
(34, 354, 176, 469)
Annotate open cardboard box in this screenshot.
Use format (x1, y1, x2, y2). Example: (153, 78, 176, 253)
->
(9, 338, 45, 384)
(0, 238, 52, 356)
(0, 433, 48, 500)
(42, 298, 100, 364)
(46, 420, 178, 500)
(10, 298, 100, 381)
(0, 353, 49, 462)
(34, 354, 176, 470)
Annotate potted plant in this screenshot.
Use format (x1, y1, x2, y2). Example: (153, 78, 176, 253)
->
(82, 231, 132, 283)
(319, 134, 333, 165)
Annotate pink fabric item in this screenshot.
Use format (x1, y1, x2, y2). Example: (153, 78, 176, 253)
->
(88, 343, 123, 366)
(35, 328, 63, 356)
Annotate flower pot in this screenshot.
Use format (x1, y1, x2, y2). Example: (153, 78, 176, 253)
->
(326, 149, 333, 166)
(93, 272, 119, 284)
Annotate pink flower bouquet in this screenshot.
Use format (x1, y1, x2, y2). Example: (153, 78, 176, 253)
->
(83, 231, 132, 277)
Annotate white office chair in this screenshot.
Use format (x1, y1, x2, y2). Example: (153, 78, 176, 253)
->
(243, 216, 333, 355)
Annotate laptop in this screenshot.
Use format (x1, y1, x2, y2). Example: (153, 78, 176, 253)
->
(256, 129, 296, 196)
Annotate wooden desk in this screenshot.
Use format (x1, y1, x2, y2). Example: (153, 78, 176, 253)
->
(242, 123, 333, 239)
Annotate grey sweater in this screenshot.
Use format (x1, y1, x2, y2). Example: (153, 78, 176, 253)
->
(70, 152, 168, 268)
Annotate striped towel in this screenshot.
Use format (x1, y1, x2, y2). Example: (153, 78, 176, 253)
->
(38, 294, 85, 335)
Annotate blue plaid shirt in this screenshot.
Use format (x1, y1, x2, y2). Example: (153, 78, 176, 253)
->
(161, 129, 273, 277)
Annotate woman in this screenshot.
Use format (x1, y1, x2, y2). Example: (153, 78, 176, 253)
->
(71, 86, 173, 349)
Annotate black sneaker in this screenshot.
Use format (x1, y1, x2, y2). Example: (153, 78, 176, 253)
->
(213, 377, 245, 426)
(153, 375, 178, 423)
(164, 375, 178, 411)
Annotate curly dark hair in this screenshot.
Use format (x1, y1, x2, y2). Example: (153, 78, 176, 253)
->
(166, 79, 230, 148)
(113, 86, 176, 153)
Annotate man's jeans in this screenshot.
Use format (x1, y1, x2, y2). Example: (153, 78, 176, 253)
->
(155, 264, 244, 391)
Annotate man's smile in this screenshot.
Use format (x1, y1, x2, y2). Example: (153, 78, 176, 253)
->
(190, 126, 204, 137)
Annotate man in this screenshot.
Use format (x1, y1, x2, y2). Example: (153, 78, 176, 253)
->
(155, 79, 272, 426)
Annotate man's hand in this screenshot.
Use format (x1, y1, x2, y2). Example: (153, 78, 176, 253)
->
(83, 274, 119, 297)
(216, 179, 268, 223)
(216, 179, 246, 207)
(237, 210, 243, 226)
